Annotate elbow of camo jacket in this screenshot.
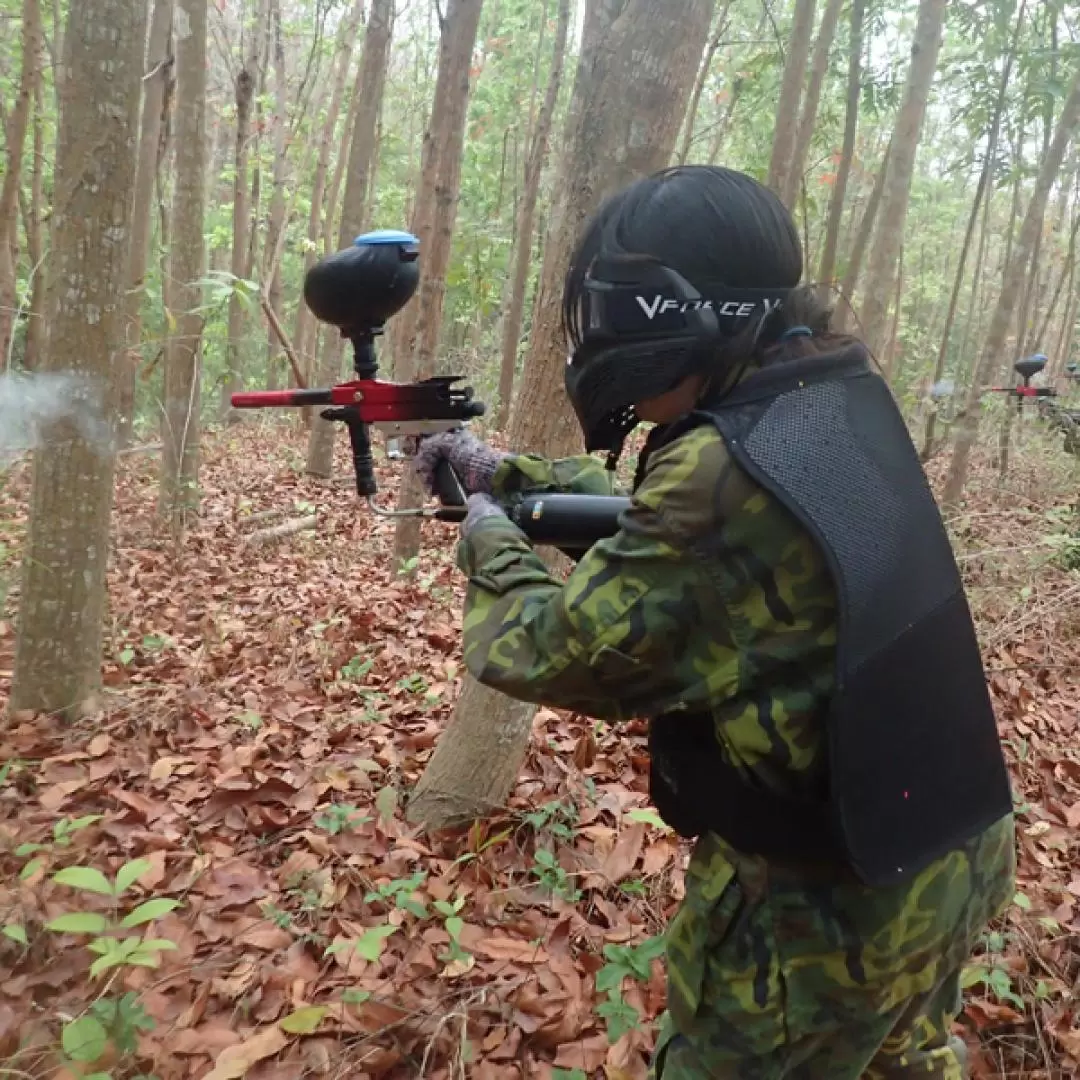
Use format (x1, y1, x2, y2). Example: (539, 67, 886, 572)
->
(457, 427, 1018, 1079)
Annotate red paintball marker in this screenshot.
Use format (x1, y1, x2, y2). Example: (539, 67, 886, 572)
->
(231, 230, 629, 555)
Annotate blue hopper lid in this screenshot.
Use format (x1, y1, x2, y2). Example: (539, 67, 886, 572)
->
(354, 229, 419, 247)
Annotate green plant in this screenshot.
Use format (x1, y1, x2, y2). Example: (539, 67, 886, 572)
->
(16, 814, 103, 880)
(46, 858, 180, 978)
(396, 672, 429, 695)
(339, 654, 374, 682)
(364, 871, 428, 917)
(314, 802, 372, 835)
(90, 992, 155, 1054)
(522, 798, 579, 841)
(595, 935, 666, 1044)
(531, 848, 581, 902)
(432, 893, 472, 968)
(326, 923, 398, 962)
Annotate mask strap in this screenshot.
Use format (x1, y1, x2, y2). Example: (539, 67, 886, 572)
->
(780, 325, 813, 340)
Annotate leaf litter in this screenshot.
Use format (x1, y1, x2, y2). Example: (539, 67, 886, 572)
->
(0, 423, 1076, 1078)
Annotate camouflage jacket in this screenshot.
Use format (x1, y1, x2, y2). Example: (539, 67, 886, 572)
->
(457, 423, 837, 802)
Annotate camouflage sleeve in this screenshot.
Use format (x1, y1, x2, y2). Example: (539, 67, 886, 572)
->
(457, 432, 734, 721)
(490, 453, 623, 499)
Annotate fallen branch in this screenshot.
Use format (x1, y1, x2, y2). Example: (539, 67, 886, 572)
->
(239, 506, 290, 527)
(260, 291, 307, 389)
(244, 514, 317, 547)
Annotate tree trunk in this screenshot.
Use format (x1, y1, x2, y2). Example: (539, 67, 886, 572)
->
(765, 0, 816, 203)
(117, 0, 175, 445)
(677, 4, 728, 166)
(857, 0, 946, 361)
(158, 0, 207, 538)
(943, 66, 1080, 508)
(292, 0, 366, 389)
(22, 46, 46, 371)
(782, 0, 845, 209)
(9, 0, 143, 719)
(835, 137, 891, 331)
(218, 23, 261, 417)
(920, 10, 1020, 459)
(883, 241, 904, 379)
(495, 0, 571, 431)
(0, 0, 43, 367)
(817, 0, 864, 295)
(408, 0, 715, 833)
(508, 0, 716, 458)
(262, 0, 289, 391)
(305, 0, 393, 477)
(390, 0, 486, 566)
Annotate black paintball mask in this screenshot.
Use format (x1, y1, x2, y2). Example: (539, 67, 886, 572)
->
(563, 253, 790, 459)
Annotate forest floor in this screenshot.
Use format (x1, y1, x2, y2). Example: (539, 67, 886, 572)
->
(1, 419, 1080, 1080)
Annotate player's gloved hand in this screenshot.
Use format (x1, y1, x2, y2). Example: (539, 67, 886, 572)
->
(414, 429, 508, 498)
(460, 493, 509, 540)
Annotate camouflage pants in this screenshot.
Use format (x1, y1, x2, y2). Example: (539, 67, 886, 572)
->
(649, 821, 1015, 1079)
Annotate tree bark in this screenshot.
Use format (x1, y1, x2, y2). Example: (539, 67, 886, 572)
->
(117, 0, 175, 445)
(158, 0, 207, 538)
(782, 0, 845, 209)
(495, 0, 571, 431)
(919, 9, 1021, 459)
(292, 0, 366, 390)
(9, 0, 143, 719)
(677, 4, 729, 166)
(0, 0, 43, 367)
(943, 66, 1080, 508)
(218, 16, 261, 417)
(391, 0, 486, 565)
(262, 0, 289, 391)
(305, 0, 393, 477)
(508, 0, 716, 458)
(22, 44, 46, 371)
(765, 0, 816, 203)
(408, 0, 716, 833)
(817, 0, 864, 295)
(835, 137, 891, 331)
(857, 0, 946, 361)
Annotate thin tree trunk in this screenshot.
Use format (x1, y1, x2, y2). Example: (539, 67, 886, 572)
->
(219, 10, 262, 417)
(0, 0, 43, 367)
(292, 0, 365, 389)
(262, 0, 289, 391)
(391, 0, 487, 565)
(920, 11, 1021, 459)
(835, 138, 891, 331)
(118, 0, 175, 444)
(957, 158, 994, 379)
(858, 0, 947, 361)
(943, 66, 1080, 507)
(9, 0, 143, 719)
(883, 241, 904, 379)
(817, 0, 864, 295)
(766, 0, 817, 202)
(495, 0, 571, 430)
(677, 4, 729, 166)
(159, 0, 207, 538)
(782, 0, 845, 208)
(23, 49, 47, 370)
(305, 0, 393, 477)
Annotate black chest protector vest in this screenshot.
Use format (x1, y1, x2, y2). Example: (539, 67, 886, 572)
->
(644, 345, 1013, 888)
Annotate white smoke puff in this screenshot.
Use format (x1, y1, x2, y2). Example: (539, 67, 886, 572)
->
(0, 371, 115, 467)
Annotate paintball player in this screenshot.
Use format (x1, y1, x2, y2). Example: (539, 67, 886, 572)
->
(415, 165, 1016, 1079)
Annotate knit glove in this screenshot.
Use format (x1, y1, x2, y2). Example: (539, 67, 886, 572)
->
(460, 492, 509, 540)
(414, 429, 508, 499)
